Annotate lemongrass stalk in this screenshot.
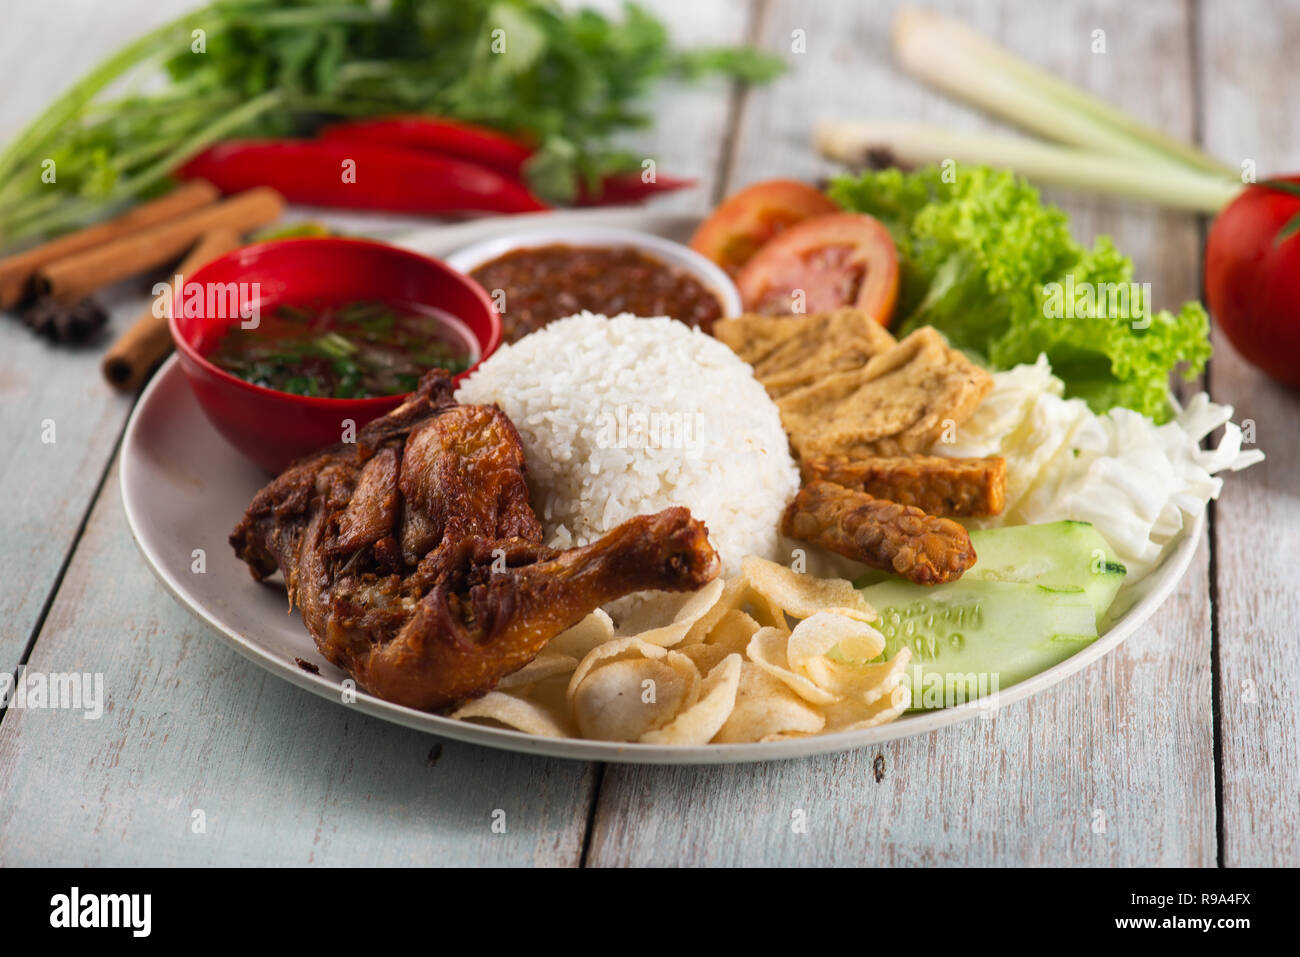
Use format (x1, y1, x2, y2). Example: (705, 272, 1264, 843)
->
(892, 8, 1235, 178)
(816, 120, 1241, 213)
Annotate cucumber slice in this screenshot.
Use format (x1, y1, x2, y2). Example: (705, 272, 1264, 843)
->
(964, 520, 1126, 623)
(862, 578, 1098, 709)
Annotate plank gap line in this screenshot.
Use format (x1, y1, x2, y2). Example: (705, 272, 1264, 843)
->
(0, 416, 130, 731)
(578, 762, 606, 868)
(1188, 0, 1227, 869)
(709, 0, 769, 204)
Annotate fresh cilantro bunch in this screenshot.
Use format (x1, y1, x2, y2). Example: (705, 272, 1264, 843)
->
(0, 0, 782, 244)
(829, 165, 1211, 422)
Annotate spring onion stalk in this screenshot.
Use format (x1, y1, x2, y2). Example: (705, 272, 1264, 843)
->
(3, 91, 285, 239)
(0, 5, 216, 186)
(816, 120, 1241, 213)
(892, 8, 1235, 179)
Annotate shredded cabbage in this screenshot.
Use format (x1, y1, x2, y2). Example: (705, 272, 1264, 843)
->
(934, 356, 1264, 581)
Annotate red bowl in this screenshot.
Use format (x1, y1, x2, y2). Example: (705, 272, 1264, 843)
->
(170, 237, 500, 473)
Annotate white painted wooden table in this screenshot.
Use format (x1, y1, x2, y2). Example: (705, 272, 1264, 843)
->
(0, 0, 1295, 867)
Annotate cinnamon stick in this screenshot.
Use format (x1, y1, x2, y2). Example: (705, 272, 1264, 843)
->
(37, 187, 285, 304)
(0, 180, 219, 309)
(101, 228, 244, 392)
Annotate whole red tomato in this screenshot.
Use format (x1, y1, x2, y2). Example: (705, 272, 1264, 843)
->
(1205, 177, 1300, 387)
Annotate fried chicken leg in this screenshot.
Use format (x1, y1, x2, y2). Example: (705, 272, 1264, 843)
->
(357, 509, 717, 709)
(231, 370, 720, 711)
(782, 480, 976, 585)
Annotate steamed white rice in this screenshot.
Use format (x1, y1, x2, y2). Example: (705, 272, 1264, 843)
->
(456, 312, 799, 628)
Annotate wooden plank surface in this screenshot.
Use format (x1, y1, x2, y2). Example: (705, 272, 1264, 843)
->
(1197, 0, 1300, 868)
(0, 0, 198, 678)
(587, 0, 1218, 867)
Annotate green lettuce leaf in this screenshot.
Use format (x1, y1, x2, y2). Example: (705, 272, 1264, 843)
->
(828, 165, 1210, 422)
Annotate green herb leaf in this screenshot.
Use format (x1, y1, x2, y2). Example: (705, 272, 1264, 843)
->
(1260, 178, 1300, 200)
(0, 0, 783, 243)
(1276, 210, 1300, 247)
(673, 47, 785, 83)
(830, 165, 1212, 422)
(1260, 180, 1300, 247)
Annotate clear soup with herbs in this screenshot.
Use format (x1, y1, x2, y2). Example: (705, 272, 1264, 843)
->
(207, 299, 477, 399)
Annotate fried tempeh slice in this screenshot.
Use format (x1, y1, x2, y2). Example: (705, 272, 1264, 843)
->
(782, 481, 976, 586)
(777, 327, 993, 459)
(712, 307, 897, 398)
(802, 455, 1007, 517)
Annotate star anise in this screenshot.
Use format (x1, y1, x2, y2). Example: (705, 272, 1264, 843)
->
(19, 296, 107, 344)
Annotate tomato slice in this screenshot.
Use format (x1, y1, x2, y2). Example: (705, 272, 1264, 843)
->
(734, 212, 899, 323)
(689, 179, 840, 277)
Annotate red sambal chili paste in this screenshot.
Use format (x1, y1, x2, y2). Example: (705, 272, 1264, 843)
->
(469, 244, 725, 342)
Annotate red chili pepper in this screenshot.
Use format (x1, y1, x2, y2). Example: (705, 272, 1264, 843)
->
(318, 115, 695, 206)
(577, 171, 696, 206)
(178, 140, 549, 215)
(318, 116, 534, 178)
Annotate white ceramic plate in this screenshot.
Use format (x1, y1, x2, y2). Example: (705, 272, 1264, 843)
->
(121, 209, 1203, 765)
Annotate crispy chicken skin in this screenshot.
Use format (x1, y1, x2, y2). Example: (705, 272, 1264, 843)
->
(231, 370, 720, 711)
(782, 481, 976, 586)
